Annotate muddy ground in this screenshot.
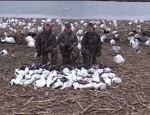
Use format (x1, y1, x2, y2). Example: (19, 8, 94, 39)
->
(0, 18, 150, 115)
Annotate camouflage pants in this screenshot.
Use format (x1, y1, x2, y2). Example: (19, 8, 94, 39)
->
(41, 47, 58, 65)
(60, 47, 79, 64)
(82, 52, 97, 65)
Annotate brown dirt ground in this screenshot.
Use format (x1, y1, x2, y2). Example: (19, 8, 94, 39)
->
(0, 18, 150, 115)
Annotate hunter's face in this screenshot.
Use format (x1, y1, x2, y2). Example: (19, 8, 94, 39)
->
(87, 26, 94, 32)
(65, 26, 72, 33)
(45, 25, 51, 31)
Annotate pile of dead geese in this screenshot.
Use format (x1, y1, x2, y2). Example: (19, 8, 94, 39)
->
(10, 63, 122, 90)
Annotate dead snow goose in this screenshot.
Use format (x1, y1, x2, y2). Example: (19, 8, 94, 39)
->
(80, 83, 94, 89)
(101, 73, 111, 86)
(134, 34, 140, 39)
(93, 82, 106, 90)
(1, 49, 8, 56)
(74, 22, 79, 26)
(52, 79, 63, 89)
(140, 20, 144, 23)
(10, 75, 23, 85)
(128, 21, 132, 26)
(114, 34, 119, 39)
(103, 67, 113, 73)
(80, 20, 84, 25)
(134, 20, 138, 24)
(61, 80, 74, 89)
(76, 29, 83, 35)
(80, 67, 90, 77)
(97, 68, 104, 74)
(0, 35, 6, 43)
(101, 35, 107, 42)
(130, 37, 140, 53)
(111, 46, 121, 53)
(23, 73, 39, 85)
(73, 82, 81, 89)
(46, 75, 58, 88)
(145, 38, 150, 46)
(100, 24, 106, 30)
(28, 41, 35, 47)
(92, 71, 100, 83)
(63, 68, 71, 76)
(113, 54, 125, 64)
(77, 43, 81, 50)
(25, 36, 35, 43)
(110, 39, 115, 45)
(112, 30, 118, 35)
(5, 37, 15, 44)
(33, 74, 47, 89)
(98, 82, 107, 90)
(112, 76, 122, 84)
(37, 26, 43, 33)
(83, 22, 88, 28)
(77, 36, 83, 42)
(46, 18, 51, 22)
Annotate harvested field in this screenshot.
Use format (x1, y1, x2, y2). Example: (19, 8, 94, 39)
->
(0, 18, 150, 115)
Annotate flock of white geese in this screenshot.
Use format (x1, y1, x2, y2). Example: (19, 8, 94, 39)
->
(11, 63, 122, 90)
(0, 17, 150, 90)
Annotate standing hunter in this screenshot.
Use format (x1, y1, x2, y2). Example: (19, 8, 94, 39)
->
(57, 23, 79, 65)
(35, 22, 58, 65)
(81, 22, 102, 65)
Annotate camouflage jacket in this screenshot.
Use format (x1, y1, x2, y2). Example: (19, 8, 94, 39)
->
(57, 30, 78, 49)
(35, 29, 57, 54)
(81, 31, 102, 54)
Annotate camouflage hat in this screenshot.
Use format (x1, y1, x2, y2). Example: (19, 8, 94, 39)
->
(65, 23, 71, 28)
(87, 22, 94, 28)
(45, 22, 52, 27)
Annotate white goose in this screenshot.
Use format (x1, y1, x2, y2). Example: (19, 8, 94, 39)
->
(73, 82, 81, 89)
(80, 20, 84, 25)
(145, 38, 150, 46)
(111, 46, 121, 53)
(80, 83, 94, 89)
(113, 54, 125, 64)
(23, 73, 39, 85)
(92, 71, 100, 83)
(63, 68, 71, 76)
(130, 37, 140, 53)
(110, 39, 115, 45)
(33, 74, 47, 89)
(46, 70, 58, 87)
(80, 67, 90, 77)
(52, 79, 63, 89)
(101, 73, 112, 86)
(101, 35, 107, 42)
(93, 82, 106, 90)
(77, 43, 81, 50)
(74, 22, 79, 26)
(77, 36, 83, 42)
(46, 18, 51, 22)
(5, 37, 16, 44)
(28, 41, 35, 48)
(76, 29, 83, 35)
(25, 36, 35, 43)
(10, 75, 23, 85)
(114, 34, 119, 39)
(100, 23, 106, 29)
(112, 31, 118, 35)
(112, 76, 122, 84)
(61, 80, 74, 89)
(1, 49, 8, 56)
(98, 82, 107, 90)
